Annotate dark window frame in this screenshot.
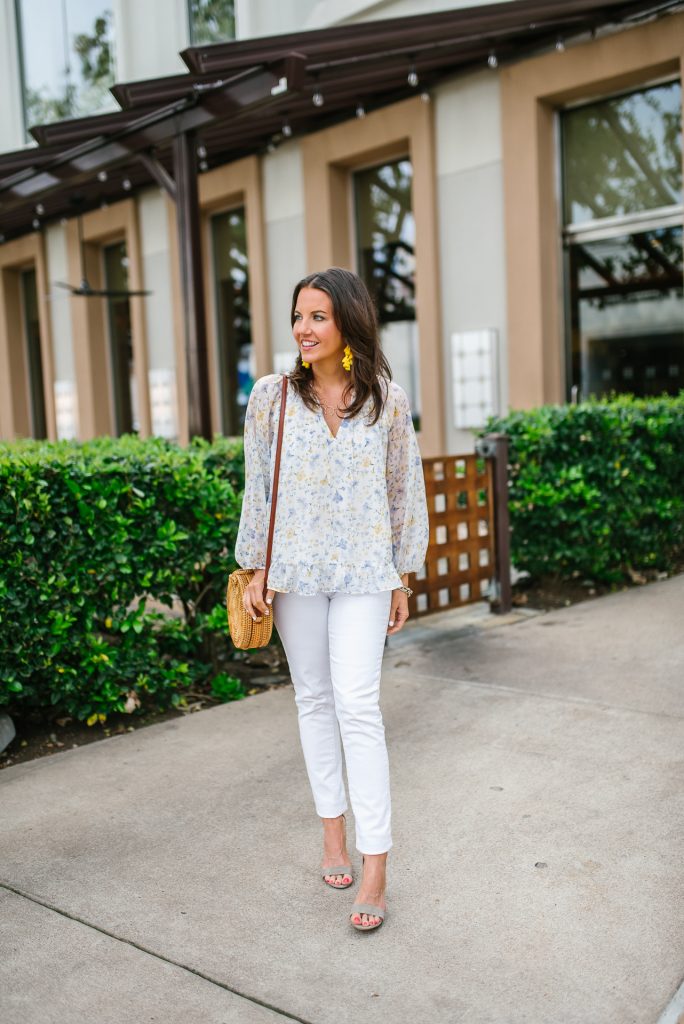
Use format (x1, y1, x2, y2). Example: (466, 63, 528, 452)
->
(559, 77, 684, 403)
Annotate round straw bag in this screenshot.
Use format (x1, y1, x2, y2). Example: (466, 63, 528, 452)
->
(227, 569, 273, 649)
(227, 374, 288, 650)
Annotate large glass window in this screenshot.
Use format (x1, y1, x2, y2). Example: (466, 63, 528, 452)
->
(561, 80, 683, 400)
(211, 207, 253, 434)
(20, 267, 47, 439)
(354, 157, 420, 427)
(104, 241, 138, 436)
(15, 1, 116, 131)
(188, 0, 235, 45)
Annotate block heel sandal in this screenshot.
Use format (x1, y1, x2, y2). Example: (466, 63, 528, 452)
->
(349, 856, 386, 931)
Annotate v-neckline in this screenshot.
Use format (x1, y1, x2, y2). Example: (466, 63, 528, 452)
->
(315, 386, 355, 441)
(320, 406, 344, 441)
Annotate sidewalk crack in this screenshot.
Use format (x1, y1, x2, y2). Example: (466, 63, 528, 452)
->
(0, 879, 315, 1024)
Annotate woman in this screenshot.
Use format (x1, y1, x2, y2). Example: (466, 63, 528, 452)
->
(234, 267, 429, 931)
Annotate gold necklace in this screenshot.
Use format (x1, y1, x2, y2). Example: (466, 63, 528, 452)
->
(313, 385, 346, 417)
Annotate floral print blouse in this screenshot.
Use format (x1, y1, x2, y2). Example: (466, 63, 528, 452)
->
(234, 373, 429, 596)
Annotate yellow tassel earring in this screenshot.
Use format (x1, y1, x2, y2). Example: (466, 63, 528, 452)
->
(301, 357, 310, 368)
(342, 344, 353, 371)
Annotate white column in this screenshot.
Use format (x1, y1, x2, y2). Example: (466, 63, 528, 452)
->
(262, 142, 307, 374)
(138, 188, 179, 439)
(45, 224, 79, 440)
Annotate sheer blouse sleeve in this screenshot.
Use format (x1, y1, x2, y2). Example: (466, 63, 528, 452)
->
(386, 384, 430, 577)
(234, 375, 279, 570)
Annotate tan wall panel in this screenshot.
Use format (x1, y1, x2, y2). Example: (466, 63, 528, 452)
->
(501, 12, 684, 409)
(300, 97, 445, 455)
(1, 268, 30, 436)
(183, 155, 273, 435)
(76, 200, 152, 438)
(199, 155, 271, 396)
(0, 232, 56, 440)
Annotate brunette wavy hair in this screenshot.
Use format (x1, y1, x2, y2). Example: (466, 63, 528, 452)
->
(288, 267, 392, 425)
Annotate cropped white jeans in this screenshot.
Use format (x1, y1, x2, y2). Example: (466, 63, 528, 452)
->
(273, 589, 393, 855)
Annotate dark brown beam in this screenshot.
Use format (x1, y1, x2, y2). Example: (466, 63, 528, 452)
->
(181, 0, 674, 75)
(173, 129, 211, 441)
(0, 66, 283, 214)
(29, 106, 158, 146)
(136, 151, 176, 200)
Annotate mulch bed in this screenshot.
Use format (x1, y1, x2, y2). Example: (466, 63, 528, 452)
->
(2, 565, 681, 770)
(0, 643, 291, 771)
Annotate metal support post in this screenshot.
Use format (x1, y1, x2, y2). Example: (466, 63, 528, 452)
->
(475, 432, 512, 614)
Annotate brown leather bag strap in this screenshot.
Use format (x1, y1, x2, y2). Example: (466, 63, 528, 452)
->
(263, 374, 288, 596)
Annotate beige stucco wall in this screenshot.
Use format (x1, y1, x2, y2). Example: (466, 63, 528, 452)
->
(434, 68, 507, 454)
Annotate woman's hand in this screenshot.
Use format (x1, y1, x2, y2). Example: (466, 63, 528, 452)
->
(387, 589, 410, 635)
(243, 569, 275, 621)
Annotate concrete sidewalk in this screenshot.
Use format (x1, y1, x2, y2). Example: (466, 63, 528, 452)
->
(2, 576, 683, 1024)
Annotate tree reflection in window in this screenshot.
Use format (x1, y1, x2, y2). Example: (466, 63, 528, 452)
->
(188, 0, 236, 45)
(16, 2, 115, 130)
(562, 80, 682, 225)
(354, 159, 416, 324)
(568, 226, 684, 398)
(354, 158, 420, 427)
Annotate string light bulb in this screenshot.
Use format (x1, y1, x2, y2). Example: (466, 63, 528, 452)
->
(282, 121, 292, 137)
(420, 91, 431, 104)
(197, 143, 207, 158)
(488, 51, 498, 68)
(312, 89, 324, 107)
(356, 103, 366, 119)
(408, 66, 419, 87)
(97, 169, 108, 182)
(122, 178, 132, 191)
(555, 36, 565, 52)
(35, 202, 45, 215)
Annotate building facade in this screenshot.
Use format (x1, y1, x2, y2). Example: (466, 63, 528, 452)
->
(0, 0, 682, 454)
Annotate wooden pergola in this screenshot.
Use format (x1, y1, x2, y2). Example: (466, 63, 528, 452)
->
(0, 0, 680, 437)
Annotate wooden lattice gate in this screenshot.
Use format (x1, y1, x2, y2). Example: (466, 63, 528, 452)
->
(408, 434, 511, 618)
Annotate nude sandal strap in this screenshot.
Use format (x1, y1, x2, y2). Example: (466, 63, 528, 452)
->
(322, 865, 353, 877)
(350, 902, 385, 919)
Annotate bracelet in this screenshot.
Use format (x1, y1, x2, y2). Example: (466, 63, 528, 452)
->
(397, 584, 413, 597)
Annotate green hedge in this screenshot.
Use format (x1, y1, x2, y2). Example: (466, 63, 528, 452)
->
(0, 434, 247, 723)
(484, 392, 684, 583)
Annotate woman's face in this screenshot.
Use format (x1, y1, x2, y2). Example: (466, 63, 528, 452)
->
(292, 287, 344, 368)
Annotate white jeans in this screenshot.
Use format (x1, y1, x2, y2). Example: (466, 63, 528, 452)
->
(273, 589, 393, 855)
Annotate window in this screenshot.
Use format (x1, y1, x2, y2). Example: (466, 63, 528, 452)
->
(561, 80, 683, 400)
(20, 267, 47, 438)
(104, 241, 138, 435)
(188, 0, 235, 45)
(211, 207, 253, 434)
(354, 157, 420, 427)
(15, 1, 116, 132)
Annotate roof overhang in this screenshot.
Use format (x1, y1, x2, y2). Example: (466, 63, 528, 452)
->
(1, 0, 682, 241)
